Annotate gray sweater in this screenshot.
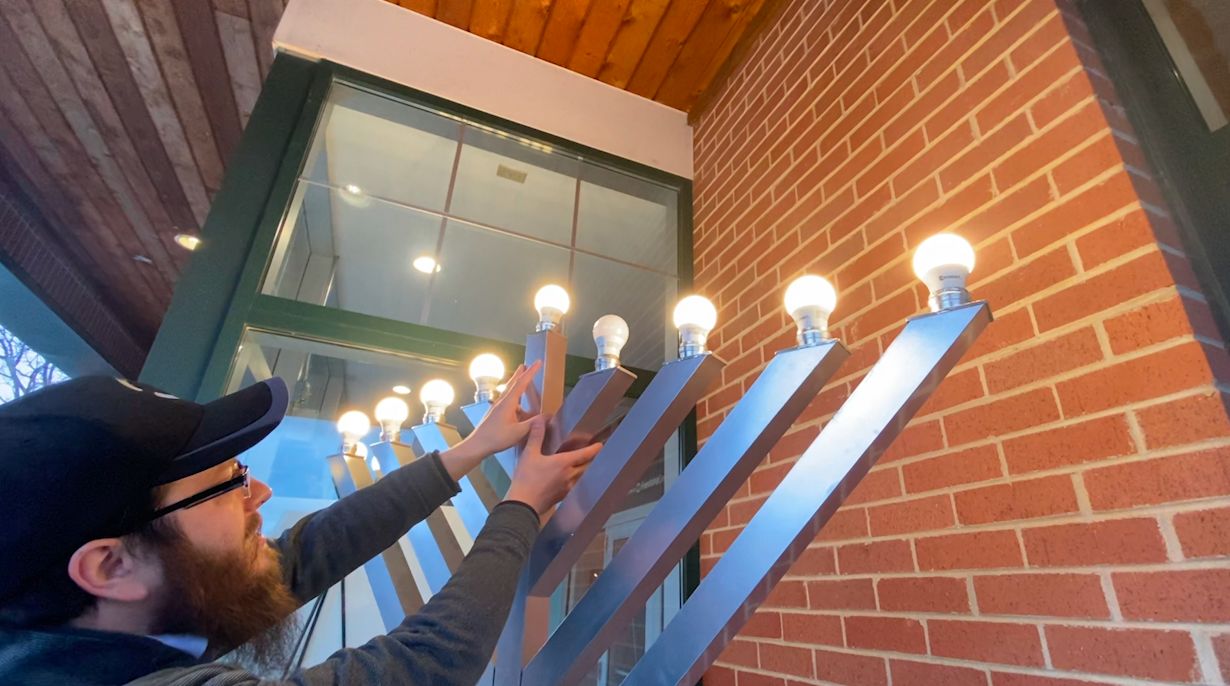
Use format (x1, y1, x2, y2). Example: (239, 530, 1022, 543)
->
(0, 452, 540, 686)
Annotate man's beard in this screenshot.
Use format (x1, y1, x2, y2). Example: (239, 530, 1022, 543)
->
(149, 516, 301, 673)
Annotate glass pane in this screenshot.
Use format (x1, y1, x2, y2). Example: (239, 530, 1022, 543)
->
(449, 125, 579, 245)
(576, 163, 678, 275)
(302, 83, 460, 211)
(426, 219, 572, 345)
(1143, 0, 1230, 131)
(570, 253, 675, 370)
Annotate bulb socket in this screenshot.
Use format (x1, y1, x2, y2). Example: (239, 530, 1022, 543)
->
(678, 324, 709, 359)
(473, 377, 498, 403)
(928, 286, 972, 312)
(379, 420, 402, 443)
(790, 304, 831, 347)
(341, 437, 358, 456)
(422, 403, 446, 424)
(595, 353, 620, 371)
(536, 307, 565, 332)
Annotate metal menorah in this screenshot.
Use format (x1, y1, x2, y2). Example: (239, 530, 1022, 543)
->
(325, 233, 992, 685)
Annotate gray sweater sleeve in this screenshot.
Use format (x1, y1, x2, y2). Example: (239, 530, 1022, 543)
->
(271, 452, 461, 604)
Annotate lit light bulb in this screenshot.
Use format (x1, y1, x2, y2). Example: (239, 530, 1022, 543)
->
(469, 353, 506, 402)
(375, 396, 410, 441)
(174, 233, 201, 251)
(419, 379, 455, 424)
(912, 233, 976, 312)
(592, 314, 629, 370)
(336, 410, 371, 454)
(534, 284, 571, 332)
(784, 275, 838, 346)
(673, 295, 717, 359)
(413, 255, 441, 274)
(392, 385, 411, 395)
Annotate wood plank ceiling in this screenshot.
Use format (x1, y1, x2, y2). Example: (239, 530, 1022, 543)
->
(0, 0, 769, 364)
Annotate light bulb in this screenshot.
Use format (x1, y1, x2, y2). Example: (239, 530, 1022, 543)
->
(419, 379, 455, 423)
(592, 314, 629, 370)
(336, 410, 371, 454)
(392, 384, 411, 395)
(339, 183, 371, 208)
(912, 233, 976, 311)
(174, 233, 201, 251)
(673, 295, 717, 359)
(784, 275, 838, 346)
(413, 255, 441, 274)
(534, 284, 571, 332)
(469, 353, 505, 402)
(375, 396, 410, 441)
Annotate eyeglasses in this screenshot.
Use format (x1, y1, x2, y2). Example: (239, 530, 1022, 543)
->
(148, 463, 250, 521)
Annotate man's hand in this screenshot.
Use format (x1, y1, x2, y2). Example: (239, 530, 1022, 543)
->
(439, 361, 541, 481)
(505, 415, 601, 519)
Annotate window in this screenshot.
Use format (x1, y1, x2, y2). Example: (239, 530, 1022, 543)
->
(0, 325, 68, 404)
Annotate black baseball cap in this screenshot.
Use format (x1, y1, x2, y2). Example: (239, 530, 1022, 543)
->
(0, 376, 288, 603)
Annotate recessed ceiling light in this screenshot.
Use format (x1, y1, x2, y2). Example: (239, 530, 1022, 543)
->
(174, 233, 201, 251)
(339, 183, 371, 208)
(133, 255, 153, 264)
(392, 385, 411, 395)
(413, 256, 441, 274)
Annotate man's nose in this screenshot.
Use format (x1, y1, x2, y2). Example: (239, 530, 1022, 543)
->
(248, 478, 273, 510)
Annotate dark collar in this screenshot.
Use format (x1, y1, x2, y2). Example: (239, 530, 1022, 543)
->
(0, 624, 199, 686)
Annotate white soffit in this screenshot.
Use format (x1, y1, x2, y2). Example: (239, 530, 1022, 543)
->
(273, 0, 694, 179)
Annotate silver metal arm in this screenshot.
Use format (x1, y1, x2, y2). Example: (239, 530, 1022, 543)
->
(624, 301, 991, 685)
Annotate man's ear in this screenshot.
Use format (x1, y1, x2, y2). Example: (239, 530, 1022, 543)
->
(66, 538, 155, 603)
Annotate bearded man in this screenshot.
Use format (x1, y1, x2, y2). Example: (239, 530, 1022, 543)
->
(0, 360, 600, 685)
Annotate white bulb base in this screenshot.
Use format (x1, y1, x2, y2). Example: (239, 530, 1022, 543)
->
(678, 325, 709, 359)
(536, 308, 564, 332)
(422, 403, 446, 424)
(928, 286, 972, 312)
(790, 304, 831, 347)
(379, 420, 402, 443)
(473, 377, 499, 403)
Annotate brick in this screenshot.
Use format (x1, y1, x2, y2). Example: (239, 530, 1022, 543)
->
(1057, 341, 1218, 417)
(991, 673, 1124, 686)
(930, 620, 1045, 667)
(1002, 414, 1135, 474)
(916, 530, 1024, 571)
(813, 648, 887, 686)
(903, 444, 1003, 493)
(1114, 569, 1230, 622)
(995, 101, 1106, 192)
(837, 540, 915, 574)
(1174, 506, 1230, 559)
(877, 576, 970, 614)
(733, 670, 781, 686)
(1084, 447, 1230, 510)
(1075, 208, 1158, 271)
(868, 494, 956, 536)
(1046, 625, 1199, 682)
(844, 466, 902, 505)
(974, 573, 1109, 618)
(964, 175, 1055, 247)
(1022, 518, 1168, 566)
(892, 121, 976, 197)
(967, 308, 1036, 362)
(977, 40, 1084, 132)
(918, 367, 985, 416)
(902, 174, 996, 248)
(944, 388, 1062, 446)
(954, 474, 1080, 525)
(805, 578, 876, 611)
(716, 637, 758, 669)
(740, 610, 783, 639)
(844, 616, 927, 654)
(1137, 391, 1230, 450)
(758, 642, 814, 678)
(1054, 130, 1124, 194)
(1214, 634, 1230, 683)
(787, 544, 837, 576)
(980, 248, 1078, 315)
(1033, 251, 1176, 332)
(704, 665, 736, 686)
(1103, 294, 1209, 355)
(782, 612, 843, 646)
(815, 507, 869, 542)
(881, 419, 944, 462)
(940, 113, 1032, 192)
(891, 660, 988, 686)
(990, 327, 1104, 393)
(763, 579, 808, 609)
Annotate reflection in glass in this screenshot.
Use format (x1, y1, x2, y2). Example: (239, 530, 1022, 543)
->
(1142, 0, 1230, 131)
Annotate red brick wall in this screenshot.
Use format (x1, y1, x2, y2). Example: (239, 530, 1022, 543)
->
(691, 0, 1230, 684)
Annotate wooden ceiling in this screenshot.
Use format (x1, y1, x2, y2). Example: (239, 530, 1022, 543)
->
(0, 0, 770, 364)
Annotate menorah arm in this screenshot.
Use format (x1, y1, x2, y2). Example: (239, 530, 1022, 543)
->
(625, 301, 991, 685)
